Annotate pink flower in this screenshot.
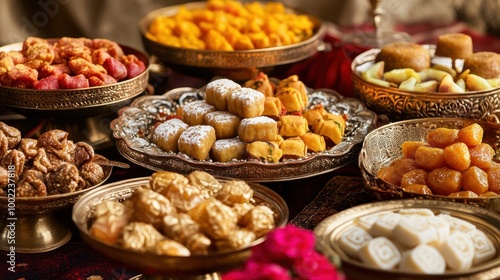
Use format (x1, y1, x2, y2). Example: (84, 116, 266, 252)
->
(292, 251, 341, 280)
(250, 225, 316, 266)
(223, 261, 291, 280)
(222, 225, 343, 280)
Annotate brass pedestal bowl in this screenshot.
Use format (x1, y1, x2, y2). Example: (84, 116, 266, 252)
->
(138, 2, 326, 81)
(72, 177, 289, 279)
(0, 166, 112, 253)
(352, 45, 500, 121)
(359, 117, 500, 213)
(0, 41, 150, 149)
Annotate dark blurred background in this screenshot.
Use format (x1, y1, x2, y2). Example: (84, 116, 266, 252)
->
(1, 0, 499, 50)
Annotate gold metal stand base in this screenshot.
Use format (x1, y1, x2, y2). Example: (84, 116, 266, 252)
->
(0, 213, 71, 253)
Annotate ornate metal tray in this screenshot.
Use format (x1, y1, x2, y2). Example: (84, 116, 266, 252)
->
(0, 165, 112, 253)
(0, 41, 150, 118)
(138, 1, 326, 80)
(352, 45, 500, 121)
(359, 117, 500, 214)
(111, 86, 376, 182)
(72, 177, 288, 278)
(314, 199, 500, 280)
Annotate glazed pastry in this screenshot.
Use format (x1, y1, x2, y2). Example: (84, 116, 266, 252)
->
(211, 138, 247, 163)
(239, 205, 275, 238)
(150, 170, 189, 195)
(277, 115, 309, 137)
(243, 72, 274, 97)
(188, 197, 238, 239)
(246, 141, 282, 163)
(302, 104, 327, 127)
(151, 118, 189, 152)
(187, 170, 223, 198)
(215, 180, 254, 206)
(181, 100, 216, 126)
(161, 213, 200, 244)
(311, 113, 346, 145)
(205, 78, 241, 111)
(129, 186, 176, 228)
(155, 239, 191, 256)
(227, 87, 265, 118)
(262, 96, 286, 119)
(216, 228, 257, 251)
(375, 42, 431, 72)
(277, 75, 308, 107)
(279, 137, 308, 159)
(178, 125, 216, 161)
(238, 116, 277, 143)
(89, 200, 130, 245)
(300, 132, 326, 153)
(204, 111, 241, 139)
(120, 222, 164, 253)
(275, 87, 306, 113)
(159, 180, 205, 212)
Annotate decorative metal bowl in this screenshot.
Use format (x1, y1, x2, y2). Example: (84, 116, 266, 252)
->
(72, 177, 289, 279)
(314, 199, 500, 280)
(110, 85, 377, 182)
(352, 45, 500, 121)
(138, 1, 326, 81)
(0, 166, 112, 253)
(0, 41, 150, 119)
(359, 117, 500, 214)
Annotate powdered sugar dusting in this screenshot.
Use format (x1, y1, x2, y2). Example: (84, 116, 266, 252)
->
(240, 116, 276, 126)
(206, 79, 241, 97)
(179, 125, 215, 145)
(182, 100, 215, 117)
(205, 111, 240, 123)
(230, 87, 265, 106)
(153, 118, 188, 141)
(213, 137, 245, 149)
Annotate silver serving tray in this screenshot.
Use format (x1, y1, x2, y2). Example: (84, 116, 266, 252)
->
(111, 85, 376, 182)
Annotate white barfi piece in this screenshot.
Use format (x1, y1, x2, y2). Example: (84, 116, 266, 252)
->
(426, 215, 451, 246)
(438, 214, 476, 233)
(392, 215, 438, 248)
(355, 212, 389, 231)
(399, 244, 446, 274)
(398, 208, 435, 217)
(369, 213, 402, 238)
(339, 226, 373, 258)
(359, 236, 402, 270)
(467, 229, 497, 265)
(438, 231, 474, 271)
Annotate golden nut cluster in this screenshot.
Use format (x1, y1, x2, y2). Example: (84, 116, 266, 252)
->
(146, 0, 315, 50)
(89, 170, 276, 256)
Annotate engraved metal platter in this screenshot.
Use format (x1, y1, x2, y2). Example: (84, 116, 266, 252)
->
(110, 85, 377, 182)
(72, 177, 289, 277)
(0, 41, 150, 118)
(0, 165, 112, 253)
(359, 118, 500, 214)
(352, 45, 500, 121)
(314, 199, 500, 280)
(139, 1, 326, 80)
